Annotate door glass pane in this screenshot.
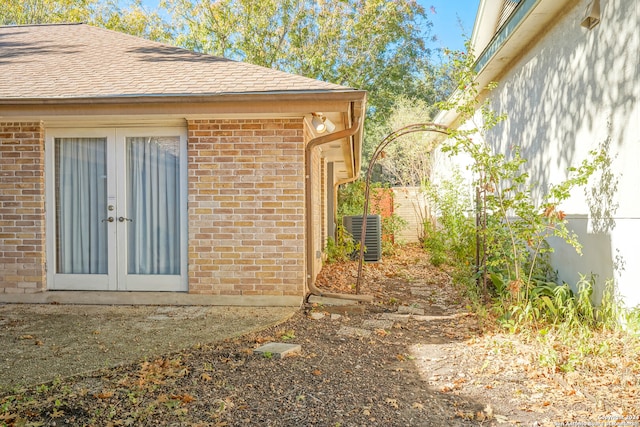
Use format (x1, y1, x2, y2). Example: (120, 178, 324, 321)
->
(55, 138, 108, 274)
(127, 136, 180, 275)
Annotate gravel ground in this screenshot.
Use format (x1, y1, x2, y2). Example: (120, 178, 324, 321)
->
(1, 245, 638, 426)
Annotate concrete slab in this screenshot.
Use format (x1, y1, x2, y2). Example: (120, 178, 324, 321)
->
(380, 313, 411, 323)
(397, 305, 425, 315)
(412, 314, 458, 322)
(309, 312, 325, 320)
(308, 295, 373, 305)
(323, 305, 366, 315)
(0, 304, 297, 391)
(337, 326, 372, 338)
(362, 319, 394, 330)
(253, 342, 301, 358)
(0, 291, 302, 307)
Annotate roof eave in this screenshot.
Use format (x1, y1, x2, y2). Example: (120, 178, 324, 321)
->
(437, 0, 579, 127)
(0, 89, 367, 106)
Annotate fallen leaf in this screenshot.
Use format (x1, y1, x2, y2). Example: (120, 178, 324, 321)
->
(172, 393, 195, 404)
(95, 391, 114, 399)
(312, 369, 322, 376)
(50, 409, 64, 418)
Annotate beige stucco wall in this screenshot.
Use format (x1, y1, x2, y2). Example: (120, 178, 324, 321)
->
(437, 0, 640, 307)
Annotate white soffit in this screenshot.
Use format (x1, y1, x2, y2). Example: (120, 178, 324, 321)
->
(474, 0, 577, 90)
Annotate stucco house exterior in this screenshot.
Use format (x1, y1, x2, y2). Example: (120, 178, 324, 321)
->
(0, 23, 366, 306)
(436, 0, 639, 308)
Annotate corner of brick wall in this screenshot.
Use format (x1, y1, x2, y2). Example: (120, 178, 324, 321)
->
(187, 118, 306, 297)
(0, 122, 46, 293)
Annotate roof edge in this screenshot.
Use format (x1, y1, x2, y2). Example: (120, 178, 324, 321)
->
(0, 90, 367, 106)
(436, 0, 578, 127)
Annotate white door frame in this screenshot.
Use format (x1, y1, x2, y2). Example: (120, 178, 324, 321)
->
(45, 127, 188, 291)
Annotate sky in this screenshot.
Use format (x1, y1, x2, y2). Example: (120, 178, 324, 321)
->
(420, 0, 481, 53)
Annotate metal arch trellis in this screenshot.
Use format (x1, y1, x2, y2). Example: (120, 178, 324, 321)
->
(355, 123, 450, 294)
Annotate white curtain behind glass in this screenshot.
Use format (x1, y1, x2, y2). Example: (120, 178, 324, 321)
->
(55, 138, 108, 274)
(127, 137, 180, 275)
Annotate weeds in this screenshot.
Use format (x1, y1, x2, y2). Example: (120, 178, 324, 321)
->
(324, 224, 359, 264)
(421, 45, 640, 380)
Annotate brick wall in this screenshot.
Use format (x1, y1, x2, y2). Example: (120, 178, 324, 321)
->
(187, 119, 306, 297)
(0, 122, 46, 293)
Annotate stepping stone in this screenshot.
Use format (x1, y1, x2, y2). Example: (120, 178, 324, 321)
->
(362, 319, 394, 330)
(410, 288, 431, 296)
(379, 313, 410, 323)
(309, 312, 325, 320)
(253, 342, 301, 359)
(323, 305, 366, 315)
(308, 295, 372, 305)
(337, 326, 372, 338)
(412, 314, 457, 322)
(397, 305, 425, 315)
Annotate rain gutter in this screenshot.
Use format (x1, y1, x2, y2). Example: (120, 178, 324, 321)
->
(304, 101, 373, 302)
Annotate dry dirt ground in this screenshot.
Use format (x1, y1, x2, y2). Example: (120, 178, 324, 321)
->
(1, 245, 638, 426)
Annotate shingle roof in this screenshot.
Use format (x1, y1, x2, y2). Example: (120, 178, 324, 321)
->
(0, 23, 351, 100)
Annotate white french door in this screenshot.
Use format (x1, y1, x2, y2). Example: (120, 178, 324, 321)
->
(46, 127, 188, 291)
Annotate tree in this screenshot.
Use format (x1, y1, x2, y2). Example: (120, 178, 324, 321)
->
(162, 0, 436, 145)
(370, 96, 437, 187)
(0, 0, 170, 41)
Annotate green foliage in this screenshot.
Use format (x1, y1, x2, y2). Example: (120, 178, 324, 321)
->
(162, 0, 451, 173)
(0, 0, 171, 41)
(421, 170, 475, 268)
(425, 43, 631, 366)
(435, 42, 606, 304)
(496, 276, 618, 331)
(422, 220, 446, 267)
(163, 0, 433, 116)
(337, 180, 367, 218)
(368, 96, 437, 185)
(381, 213, 407, 256)
(337, 180, 406, 256)
(324, 224, 358, 264)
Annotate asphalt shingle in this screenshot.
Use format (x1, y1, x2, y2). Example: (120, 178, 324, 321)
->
(0, 23, 350, 100)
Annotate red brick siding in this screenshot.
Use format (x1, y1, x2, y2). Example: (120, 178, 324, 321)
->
(0, 122, 46, 293)
(187, 119, 306, 297)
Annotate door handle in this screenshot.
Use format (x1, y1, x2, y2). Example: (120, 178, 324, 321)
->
(118, 217, 133, 222)
(101, 217, 114, 223)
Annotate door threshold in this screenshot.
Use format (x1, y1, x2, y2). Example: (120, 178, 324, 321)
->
(0, 291, 302, 307)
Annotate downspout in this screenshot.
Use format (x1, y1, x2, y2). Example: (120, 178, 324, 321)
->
(305, 103, 373, 302)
